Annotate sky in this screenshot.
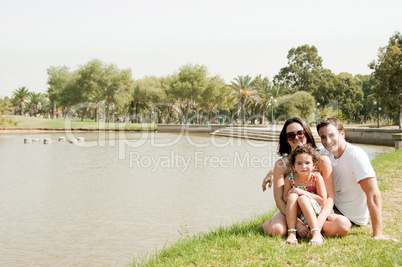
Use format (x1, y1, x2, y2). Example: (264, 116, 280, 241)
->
(0, 0, 401, 98)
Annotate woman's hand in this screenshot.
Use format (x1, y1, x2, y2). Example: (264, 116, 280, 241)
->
(262, 169, 274, 191)
(296, 220, 310, 237)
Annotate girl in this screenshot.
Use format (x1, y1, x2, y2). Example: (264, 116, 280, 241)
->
(283, 144, 327, 245)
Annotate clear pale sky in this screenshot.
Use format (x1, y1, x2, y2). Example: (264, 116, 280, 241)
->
(0, 0, 401, 98)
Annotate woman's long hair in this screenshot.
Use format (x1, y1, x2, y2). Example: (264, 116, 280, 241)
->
(278, 117, 316, 156)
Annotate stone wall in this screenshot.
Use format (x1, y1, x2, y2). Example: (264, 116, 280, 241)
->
(344, 127, 401, 147)
(156, 124, 226, 133)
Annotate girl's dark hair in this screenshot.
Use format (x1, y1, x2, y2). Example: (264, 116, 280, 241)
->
(290, 144, 320, 169)
(278, 117, 316, 155)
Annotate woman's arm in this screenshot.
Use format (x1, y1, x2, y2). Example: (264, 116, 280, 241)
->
(273, 159, 287, 215)
(283, 176, 292, 203)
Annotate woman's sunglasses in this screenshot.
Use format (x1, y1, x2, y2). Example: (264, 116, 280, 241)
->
(286, 130, 306, 141)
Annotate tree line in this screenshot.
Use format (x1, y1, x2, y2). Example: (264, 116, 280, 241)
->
(1, 32, 401, 128)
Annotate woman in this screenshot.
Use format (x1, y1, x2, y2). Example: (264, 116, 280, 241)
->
(261, 117, 350, 238)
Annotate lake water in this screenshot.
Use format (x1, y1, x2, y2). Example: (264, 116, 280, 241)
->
(0, 131, 394, 266)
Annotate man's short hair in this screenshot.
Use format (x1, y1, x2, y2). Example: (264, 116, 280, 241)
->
(317, 116, 344, 133)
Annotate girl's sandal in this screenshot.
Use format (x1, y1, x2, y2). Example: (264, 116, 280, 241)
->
(308, 228, 324, 245)
(286, 228, 298, 245)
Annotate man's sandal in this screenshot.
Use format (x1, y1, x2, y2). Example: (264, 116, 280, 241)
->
(286, 228, 298, 245)
(308, 228, 324, 245)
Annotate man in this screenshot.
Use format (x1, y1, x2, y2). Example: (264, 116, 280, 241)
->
(317, 116, 397, 241)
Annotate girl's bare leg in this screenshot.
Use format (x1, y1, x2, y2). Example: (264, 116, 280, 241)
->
(298, 195, 323, 244)
(286, 193, 299, 244)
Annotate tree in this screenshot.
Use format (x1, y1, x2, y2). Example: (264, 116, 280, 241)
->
(9, 96, 20, 115)
(110, 68, 134, 122)
(103, 66, 134, 122)
(198, 75, 228, 122)
(28, 92, 42, 116)
(158, 75, 177, 123)
(47, 60, 135, 122)
(254, 77, 285, 124)
(369, 32, 402, 128)
(130, 85, 149, 123)
(333, 73, 364, 122)
(131, 76, 165, 123)
(274, 45, 323, 94)
(167, 64, 209, 123)
(75, 59, 107, 121)
(58, 71, 80, 116)
(270, 84, 286, 98)
(228, 75, 257, 125)
(47, 66, 72, 119)
(274, 45, 340, 109)
(313, 68, 337, 107)
(355, 74, 376, 123)
(12, 87, 30, 115)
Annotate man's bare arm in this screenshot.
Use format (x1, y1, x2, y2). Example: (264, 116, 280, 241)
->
(359, 177, 399, 242)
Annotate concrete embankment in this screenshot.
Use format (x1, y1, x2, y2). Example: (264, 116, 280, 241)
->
(210, 125, 321, 143)
(344, 127, 401, 146)
(156, 124, 401, 147)
(156, 124, 227, 133)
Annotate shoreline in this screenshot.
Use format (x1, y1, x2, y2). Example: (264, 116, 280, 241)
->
(0, 128, 155, 133)
(2, 124, 401, 147)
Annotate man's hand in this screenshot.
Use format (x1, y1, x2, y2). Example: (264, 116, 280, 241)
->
(374, 234, 399, 242)
(262, 170, 274, 191)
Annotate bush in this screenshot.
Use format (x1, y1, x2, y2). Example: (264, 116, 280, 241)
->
(319, 106, 345, 122)
(0, 116, 13, 128)
(275, 91, 315, 121)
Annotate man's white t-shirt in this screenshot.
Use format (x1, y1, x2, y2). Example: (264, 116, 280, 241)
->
(319, 143, 376, 225)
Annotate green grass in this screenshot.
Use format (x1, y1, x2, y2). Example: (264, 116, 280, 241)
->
(133, 149, 402, 266)
(1, 115, 156, 131)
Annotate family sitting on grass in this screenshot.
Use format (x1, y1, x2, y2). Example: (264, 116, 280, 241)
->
(261, 116, 399, 245)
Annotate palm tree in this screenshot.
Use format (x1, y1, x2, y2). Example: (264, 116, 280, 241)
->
(9, 96, 20, 115)
(228, 75, 257, 125)
(12, 87, 30, 115)
(254, 84, 286, 123)
(270, 84, 286, 98)
(29, 92, 42, 116)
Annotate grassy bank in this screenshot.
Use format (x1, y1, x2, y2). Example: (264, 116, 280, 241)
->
(0, 115, 156, 131)
(134, 149, 402, 266)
